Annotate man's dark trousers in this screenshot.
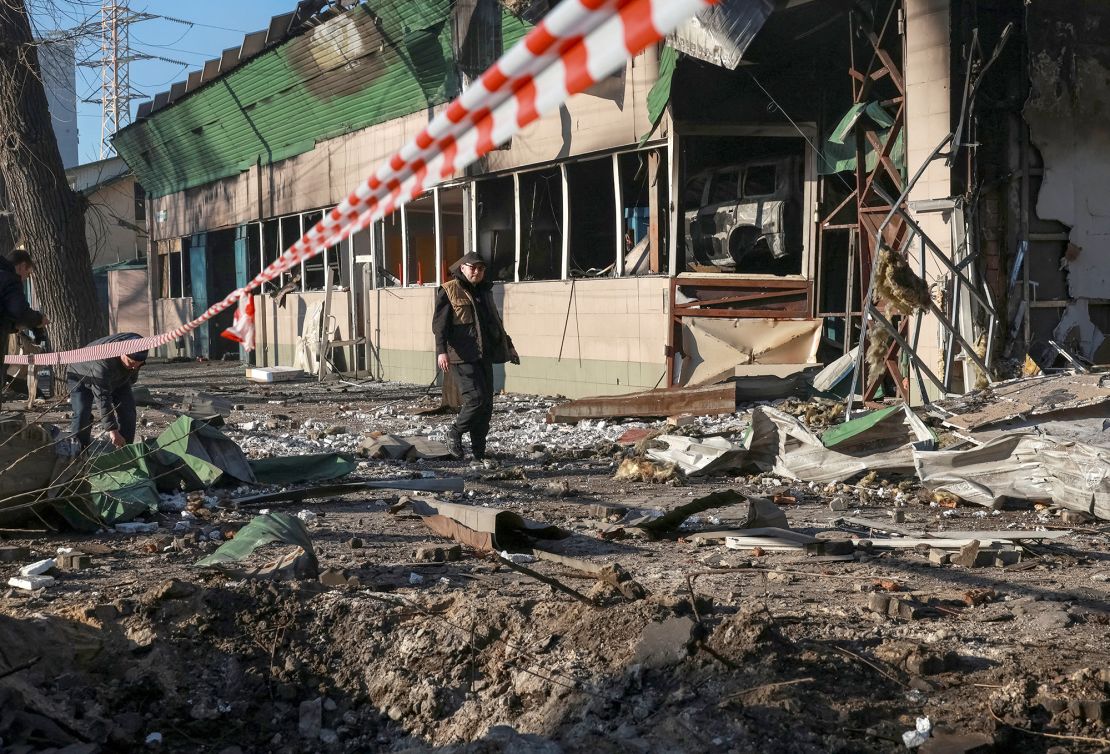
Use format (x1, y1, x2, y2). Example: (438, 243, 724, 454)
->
(453, 358, 494, 456)
(68, 375, 136, 447)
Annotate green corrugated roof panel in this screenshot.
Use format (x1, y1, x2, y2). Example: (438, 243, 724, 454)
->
(502, 12, 532, 48)
(113, 1, 458, 198)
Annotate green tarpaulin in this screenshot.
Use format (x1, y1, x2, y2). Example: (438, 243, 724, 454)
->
(61, 444, 160, 530)
(196, 512, 317, 572)
(640, 45, 677, 145)
(250, 453, 357, 486)
(155, 416, 256, 487)
(56, 419, 355, 530)
(820, 101, 905, 177)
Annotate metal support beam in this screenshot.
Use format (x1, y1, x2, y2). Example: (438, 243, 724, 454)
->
(560, 164, 570, 279)
(433, 186, 443, 286)
(613, 153, 624, 276)
(513, 173, 522, 282)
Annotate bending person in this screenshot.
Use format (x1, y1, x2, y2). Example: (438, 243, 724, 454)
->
(67, 333, 148, 448)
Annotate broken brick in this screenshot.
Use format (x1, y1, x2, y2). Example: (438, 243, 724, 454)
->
(951, 539, 981, 568)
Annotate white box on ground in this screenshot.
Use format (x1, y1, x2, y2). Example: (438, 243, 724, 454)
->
(245, 366, 304, 383)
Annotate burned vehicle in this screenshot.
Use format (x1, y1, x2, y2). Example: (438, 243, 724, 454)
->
(683, 155, 803, 274)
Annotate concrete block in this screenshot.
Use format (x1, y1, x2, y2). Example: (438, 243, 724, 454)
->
(8, 575, 54, 590)
(56, 553, 92, 571)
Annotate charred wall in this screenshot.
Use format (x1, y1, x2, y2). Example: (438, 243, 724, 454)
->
(1023, 0, 1110, 360)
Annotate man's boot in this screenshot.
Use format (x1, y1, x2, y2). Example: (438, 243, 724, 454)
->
(446, 425, 464, 459)
(471, 434, 486, 461)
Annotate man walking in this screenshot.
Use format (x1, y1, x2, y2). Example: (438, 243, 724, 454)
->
(67, 332, 147, 448)
(432, 253, 518, 460)
(0, 251, 48, 406)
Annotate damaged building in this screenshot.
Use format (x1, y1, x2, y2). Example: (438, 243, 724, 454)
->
(112, 0, 1108, 400)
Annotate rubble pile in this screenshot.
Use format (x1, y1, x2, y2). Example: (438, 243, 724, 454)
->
(0, 362, 1106, 752)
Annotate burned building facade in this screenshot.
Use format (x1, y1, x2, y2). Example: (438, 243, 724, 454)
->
(113, 0, 1107, 400)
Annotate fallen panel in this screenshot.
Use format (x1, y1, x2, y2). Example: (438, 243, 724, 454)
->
(646, 435, 745, 476)
(733, 367, 822, 402)
(914, 433, 1110, 520)
(405, 498, 566, 552)
(812, 346, 859, 396)
(679, 318, 821, 388)
(820, 404, 935, 454)
(939, 373, 1110, 431)
(744, 406, 922, 483)
(236, 476, 464, 506)
(245, 366, 304, 383)
(547, 383, 736, 424)
(725, 527, 820, 551)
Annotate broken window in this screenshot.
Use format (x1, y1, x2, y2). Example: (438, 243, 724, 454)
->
(518, 168, 562, 281)
(681, 135, 806, 276)
(567, 157, 617, 277)
(261, 219, 281, 287)
(246, 223, 261, 280)
(438, 185, 467, 281)
(378, 212, 403, 287)
(618, 149, 667, 275)
(475, 176, 515, 282)
(405, 193, 436, 285)
(707, 169, 741, 205)
(743, 164, 777, 197)
(279, 215, 302, 290)
(302, 210, 326, 290)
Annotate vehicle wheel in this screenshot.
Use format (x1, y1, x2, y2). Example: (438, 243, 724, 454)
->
(728, 226, 762, 266)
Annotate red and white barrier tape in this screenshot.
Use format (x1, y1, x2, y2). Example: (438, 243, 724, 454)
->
(5, 0, 714, 366)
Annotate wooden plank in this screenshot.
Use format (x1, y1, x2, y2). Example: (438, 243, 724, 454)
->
(648, 149, 661, 273)
(547, 383, 736, 424)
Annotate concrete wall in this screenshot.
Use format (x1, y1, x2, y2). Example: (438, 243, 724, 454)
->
(108, 268, 151, 337)
(903, 0, 954, 399)
(253, 290, 355, 371)
(365, 276, 669, 398)
(87, 176, 146, 268)
(154, 298, 195, 359)
(1025, 0, 1110, 361)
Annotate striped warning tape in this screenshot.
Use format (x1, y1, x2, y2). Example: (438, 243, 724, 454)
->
(4, 0, 715, 367)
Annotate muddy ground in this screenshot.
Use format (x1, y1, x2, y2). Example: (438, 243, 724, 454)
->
(1, 361, 1108, 753)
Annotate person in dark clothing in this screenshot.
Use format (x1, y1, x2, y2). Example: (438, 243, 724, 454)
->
(0, 251, 49, 407)
(66, 333, 148, 448)
(431, 253, 518, 460)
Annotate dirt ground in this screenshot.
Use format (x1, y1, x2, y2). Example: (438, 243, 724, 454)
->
(0, 361, 1108, 753)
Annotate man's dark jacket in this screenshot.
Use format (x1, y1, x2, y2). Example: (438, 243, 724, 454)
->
(67, 333, 143, 433)
(432, 271, 514, 364)
(0, 257, 45, 348)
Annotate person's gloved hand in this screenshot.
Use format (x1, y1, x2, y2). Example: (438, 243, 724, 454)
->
(509, 347, 520, 365)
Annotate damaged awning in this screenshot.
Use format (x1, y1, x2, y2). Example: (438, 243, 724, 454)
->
(666, 0, 775, 69)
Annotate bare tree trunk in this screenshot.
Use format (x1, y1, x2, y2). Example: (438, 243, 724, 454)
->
(0, 0, 105, 352)
(0, 179, 16, 257)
